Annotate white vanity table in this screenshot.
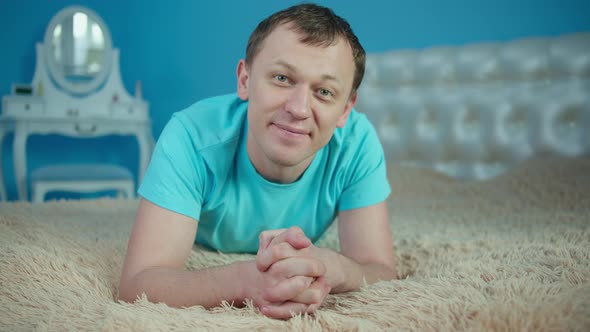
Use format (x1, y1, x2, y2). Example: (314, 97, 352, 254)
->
(0, 6, 153, 201)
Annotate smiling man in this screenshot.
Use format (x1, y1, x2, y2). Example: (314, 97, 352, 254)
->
(118, 3, 396, 319)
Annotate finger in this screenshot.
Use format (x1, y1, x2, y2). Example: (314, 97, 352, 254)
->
(263, 275, 314, 303)
(290, 276, 331, 305)
(260, 301, 311, 320)
(267, 226, 310, 251)
(258, 228, 288, 254)
(257, 228, 311, 272)
(289, 282, 324, 305)
(283, 226, 312, 250)
(257, 241, 300, 272)
(268, 257, 326, 279)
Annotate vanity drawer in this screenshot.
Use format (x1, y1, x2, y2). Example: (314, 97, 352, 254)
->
(73, 122, 101, 136)
(2, 96, 45, 117)
(110, 101, 149, 120)
(52, 122, 109, 137)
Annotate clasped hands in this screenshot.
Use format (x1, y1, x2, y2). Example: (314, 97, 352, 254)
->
(248, 226, 331, 319)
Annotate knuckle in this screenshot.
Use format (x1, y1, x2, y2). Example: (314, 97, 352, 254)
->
(271, 244, 282, 259)
(315, 261, 326, 275)
(296, 277, 309, 290)
(263, 288, 280, 302)
(308, 260, 324, 276)
(272, 242, 290, 259)
(309, 290, 322, 304)
(290, 226, 303, 234)
(308, 262, 319, 276)
(267, 261, 283, 277)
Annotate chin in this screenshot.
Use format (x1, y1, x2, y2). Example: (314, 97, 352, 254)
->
(267, 153, 304, 167)
(265, 146, 308, 167)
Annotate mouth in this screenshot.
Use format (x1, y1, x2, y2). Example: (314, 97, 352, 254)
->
(272, 123, 310, 137)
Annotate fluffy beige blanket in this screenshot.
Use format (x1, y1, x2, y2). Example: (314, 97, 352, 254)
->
(1, 157, 589, 331)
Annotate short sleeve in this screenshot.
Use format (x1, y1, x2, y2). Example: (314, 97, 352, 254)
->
(338, 118, 391, 211)
(138, 115, 207, 220)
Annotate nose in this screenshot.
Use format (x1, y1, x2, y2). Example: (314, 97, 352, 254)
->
(284, 86, 311, 120)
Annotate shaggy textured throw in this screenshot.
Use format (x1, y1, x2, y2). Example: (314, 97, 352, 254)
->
(1, 157, 589, 331)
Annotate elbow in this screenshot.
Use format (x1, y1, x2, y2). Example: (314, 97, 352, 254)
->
(117, 273, 142, 303)
(374, 259, 397, 281)
(381, 254, 398, 280)
(383, 259, 398, 280)
(384, 265, 398, 280)
(117, 287, 135, 303)
(117, 281, 135, 303)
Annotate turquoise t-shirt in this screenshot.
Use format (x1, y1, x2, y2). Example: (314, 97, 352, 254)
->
(138, 94, 390, 253)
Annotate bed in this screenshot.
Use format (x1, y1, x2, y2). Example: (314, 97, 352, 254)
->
(1, 33, 589, 331)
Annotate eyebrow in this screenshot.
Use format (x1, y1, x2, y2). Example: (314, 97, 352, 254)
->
(273, 60, 341, 85)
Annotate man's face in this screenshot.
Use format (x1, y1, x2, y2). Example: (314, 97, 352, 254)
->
(237, 23, 357, 181)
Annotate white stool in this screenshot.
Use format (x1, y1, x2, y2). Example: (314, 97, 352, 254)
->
(31, 164, 135, 203)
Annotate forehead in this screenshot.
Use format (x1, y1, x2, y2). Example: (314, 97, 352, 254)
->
(252, 24, 355, 78)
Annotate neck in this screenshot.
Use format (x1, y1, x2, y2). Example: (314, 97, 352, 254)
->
(246, 133, 314, 184)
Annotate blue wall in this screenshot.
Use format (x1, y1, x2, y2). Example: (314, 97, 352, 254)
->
(1, 0, 589, 201)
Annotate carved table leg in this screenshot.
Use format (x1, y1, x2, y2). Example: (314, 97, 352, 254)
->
(13, 126, 29, 201)
(0, 126, 7, 201)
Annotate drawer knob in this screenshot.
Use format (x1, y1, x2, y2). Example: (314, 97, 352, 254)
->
(75, 124, 97, 134)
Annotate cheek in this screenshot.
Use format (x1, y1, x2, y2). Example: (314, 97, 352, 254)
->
(313, 115, 339, 141)
(251, 84, 284, 111)
(315, 107, 342, 129)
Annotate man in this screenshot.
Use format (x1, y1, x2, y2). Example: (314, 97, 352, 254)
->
(118, 3, 396, 319)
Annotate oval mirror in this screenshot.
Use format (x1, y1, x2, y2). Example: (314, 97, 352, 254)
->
(44, 6, 112, 95)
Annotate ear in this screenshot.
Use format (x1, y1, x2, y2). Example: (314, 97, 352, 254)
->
(236, 59, 250, 100)
(336, 91, 357, 128)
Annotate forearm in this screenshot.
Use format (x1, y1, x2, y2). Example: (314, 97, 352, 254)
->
(320, 248, 397, 293)
(118, 260, 252, 308)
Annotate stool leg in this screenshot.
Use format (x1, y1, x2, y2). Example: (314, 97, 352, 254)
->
(32, 184, 46, 203)
(116, 189, 125, 199)
(124, 183, 134, 199)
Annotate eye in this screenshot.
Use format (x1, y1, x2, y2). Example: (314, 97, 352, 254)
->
(318, 88, 333, 98)
(274, 75, 289, 83)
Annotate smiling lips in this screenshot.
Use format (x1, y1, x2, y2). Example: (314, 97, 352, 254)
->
(272, 123, 310, 137)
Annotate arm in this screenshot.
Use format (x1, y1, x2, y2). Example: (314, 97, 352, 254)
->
(118, 199, 247, 308)
(118, 199, 322, 314)
(257, 201, 396, 294)
(330, 200, 397, 292)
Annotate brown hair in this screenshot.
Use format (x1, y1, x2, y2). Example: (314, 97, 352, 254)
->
(245, 3, 366, 93)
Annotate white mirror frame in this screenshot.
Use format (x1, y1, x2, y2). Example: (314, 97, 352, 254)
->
(43, 6, 113, 95)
